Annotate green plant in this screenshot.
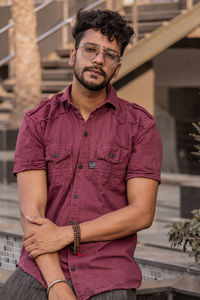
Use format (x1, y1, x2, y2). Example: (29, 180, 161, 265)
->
(167, 209, 200, 263)
(167, 121, 200, 263)
(190, 121, 200, 159)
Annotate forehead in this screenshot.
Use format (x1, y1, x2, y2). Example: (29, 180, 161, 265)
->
(80, 29, 121, 53)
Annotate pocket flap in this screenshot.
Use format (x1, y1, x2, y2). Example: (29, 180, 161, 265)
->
(45, 144, 72, 163)
(97, 145, 129, 164)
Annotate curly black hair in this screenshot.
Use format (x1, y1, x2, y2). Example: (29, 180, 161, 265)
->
(72, 9, 134, 56)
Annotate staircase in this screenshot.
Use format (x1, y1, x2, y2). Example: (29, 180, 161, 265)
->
(0, 1, 190, 127)
(0, 49, 73, 128)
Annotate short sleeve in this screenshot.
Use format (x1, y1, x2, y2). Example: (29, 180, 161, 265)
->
(13, 115, 47, 175)
(126, 120, 162, 183)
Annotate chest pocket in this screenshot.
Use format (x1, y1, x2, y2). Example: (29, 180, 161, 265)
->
(45, 144, 72, 182)
(95, 145, 129, 184)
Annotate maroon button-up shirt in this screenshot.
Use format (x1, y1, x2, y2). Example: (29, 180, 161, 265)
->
(14, 84, 162, 300)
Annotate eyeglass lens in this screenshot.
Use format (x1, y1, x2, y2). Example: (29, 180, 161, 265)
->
(81, 44, 120, 66)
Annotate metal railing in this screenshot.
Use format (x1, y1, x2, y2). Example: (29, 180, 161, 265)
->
(0, 0, 55, 67)
(37, 0, 105, 43)
(0, 0, 196, 68)
(0, 0, 106, 67)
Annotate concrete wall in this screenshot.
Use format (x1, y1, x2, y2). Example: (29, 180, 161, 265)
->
(154, 48, 200, 88)
(117, 68, 155, 115)
(154, 47, 200, 174)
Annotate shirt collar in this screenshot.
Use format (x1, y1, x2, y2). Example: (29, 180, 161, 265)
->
(60, 83, 120, 113)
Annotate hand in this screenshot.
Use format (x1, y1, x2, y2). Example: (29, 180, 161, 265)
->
(23, 216, 73, 258)
(48, 282, 77, 300)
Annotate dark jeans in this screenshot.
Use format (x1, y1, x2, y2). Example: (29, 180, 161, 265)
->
(0, 267, 136, 300)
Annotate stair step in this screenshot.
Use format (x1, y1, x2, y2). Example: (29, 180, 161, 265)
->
(0, 199, 20, 220)
(138, 10, 181, 22)
(56, 48, 71, 58)
(0, 92, 57, 104)
(138, 2, 185, 12)
(42, 69, 73, 81)
(126, 11, 180, 23)
(41, 58, 71, 69)
(0, 101, 12, 113)
(138, 21, 163, 33)
(0, 116, 10, 128)
(3, 80, 70, 93)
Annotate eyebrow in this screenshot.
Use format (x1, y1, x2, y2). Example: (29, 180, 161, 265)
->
(83, 42, 119, 55)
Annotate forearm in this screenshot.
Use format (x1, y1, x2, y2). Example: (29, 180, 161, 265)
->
(18, 171, 66, 285)
(70, 178, 158, 244)
(80, 205, 147, 242)
(21, 209, 66, 284)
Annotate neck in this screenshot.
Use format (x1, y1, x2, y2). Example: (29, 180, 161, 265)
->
(70, 79, 108, 120)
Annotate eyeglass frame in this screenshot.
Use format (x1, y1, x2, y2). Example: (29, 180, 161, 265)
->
(75, 42, 122, 68)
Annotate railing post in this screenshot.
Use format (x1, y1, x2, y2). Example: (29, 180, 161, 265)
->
(8, 19, 15, 79)
(62, 0, 70, 48)
(115, 0, 123, 11)
(186, 0, 194, 10)
(132, 0, 138, 43)
(106, 0, 114, 10)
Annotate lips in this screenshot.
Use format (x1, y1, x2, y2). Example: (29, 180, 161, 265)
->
(88, 69, 102, 75)
(84, 67, 106, 78)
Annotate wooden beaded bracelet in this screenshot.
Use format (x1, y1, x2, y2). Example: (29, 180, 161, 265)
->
(70, 222, 81, 255)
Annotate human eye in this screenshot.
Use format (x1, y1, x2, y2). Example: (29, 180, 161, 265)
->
(104, 50, 117, 61)
(84, 44, 97, 53)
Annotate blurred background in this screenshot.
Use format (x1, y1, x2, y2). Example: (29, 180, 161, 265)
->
(0, 0, 200, 296)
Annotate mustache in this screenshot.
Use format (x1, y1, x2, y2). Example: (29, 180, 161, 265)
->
(83, 66, 106, 78)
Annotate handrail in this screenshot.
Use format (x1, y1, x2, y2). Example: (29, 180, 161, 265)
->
(37, 0, 105, 43)
(0, 0, 105, 67)
(0, 0, 55, 36)
(0, 53, 14, 66)
(0, 0, 195, 68)
(35, 0, 55, 12)
(0, 22, 13, 35)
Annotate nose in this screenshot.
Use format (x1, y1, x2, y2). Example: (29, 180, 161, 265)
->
(92, 51, 104, 65)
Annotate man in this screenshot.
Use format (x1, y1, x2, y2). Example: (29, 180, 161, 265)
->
(0, 9, 162, 300)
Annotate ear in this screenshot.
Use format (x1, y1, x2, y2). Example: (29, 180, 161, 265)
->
(69, 48, 76, 66)
(112, 63, 121, 79)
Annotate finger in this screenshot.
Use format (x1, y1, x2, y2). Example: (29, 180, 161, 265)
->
(29, 249, 46, 259)
(23, 237, 33, 248)
(25, 216, 47, 225)
(23, 231, 34, 241)
(24, 243, 37, 255)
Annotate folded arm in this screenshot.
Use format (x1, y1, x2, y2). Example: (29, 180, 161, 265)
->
(17, 170, 76, 300)
(23, 177, 158, 256)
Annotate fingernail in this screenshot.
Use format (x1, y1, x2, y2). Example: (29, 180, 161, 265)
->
(26, 216, 32, 220)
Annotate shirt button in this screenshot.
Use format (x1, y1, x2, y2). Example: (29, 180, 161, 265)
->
(71, 266, 76, 271)
(52, 152, 58, 158)
(74, 194, 79, 199)
(109, 153, 115, 158)
(84, 131, 88, 137)
(78, 164, 83, 169)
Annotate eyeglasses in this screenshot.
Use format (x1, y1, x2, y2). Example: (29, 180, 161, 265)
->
(76, 43, 121, 68)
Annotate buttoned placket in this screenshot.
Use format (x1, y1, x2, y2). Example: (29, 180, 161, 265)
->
(68, 109, 95, 281)
(67, 102, 115, 291)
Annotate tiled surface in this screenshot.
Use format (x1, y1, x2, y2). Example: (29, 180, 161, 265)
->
(0, 175, 200, 283)
(139, 262, 191, 282)
(0, 233, 22, 270)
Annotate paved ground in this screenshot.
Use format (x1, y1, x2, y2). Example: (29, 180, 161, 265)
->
(0, 172, 198, 241)
(0, 172, 200, 255)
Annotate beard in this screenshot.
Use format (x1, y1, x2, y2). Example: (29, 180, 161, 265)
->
(73, 60, 118, 91)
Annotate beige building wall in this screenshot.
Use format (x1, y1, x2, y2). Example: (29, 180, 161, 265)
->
(117, 69, 155, 115)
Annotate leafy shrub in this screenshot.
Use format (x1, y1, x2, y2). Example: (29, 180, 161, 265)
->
(167, 209, 200, 263)
(167, 121, 200, 263)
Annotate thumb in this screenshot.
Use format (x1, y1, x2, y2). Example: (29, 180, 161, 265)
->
(25, 216, 47, 225)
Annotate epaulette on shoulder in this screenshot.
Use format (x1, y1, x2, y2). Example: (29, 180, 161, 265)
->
(131, 102, 154, 120)
(26, 94, 59, 116)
